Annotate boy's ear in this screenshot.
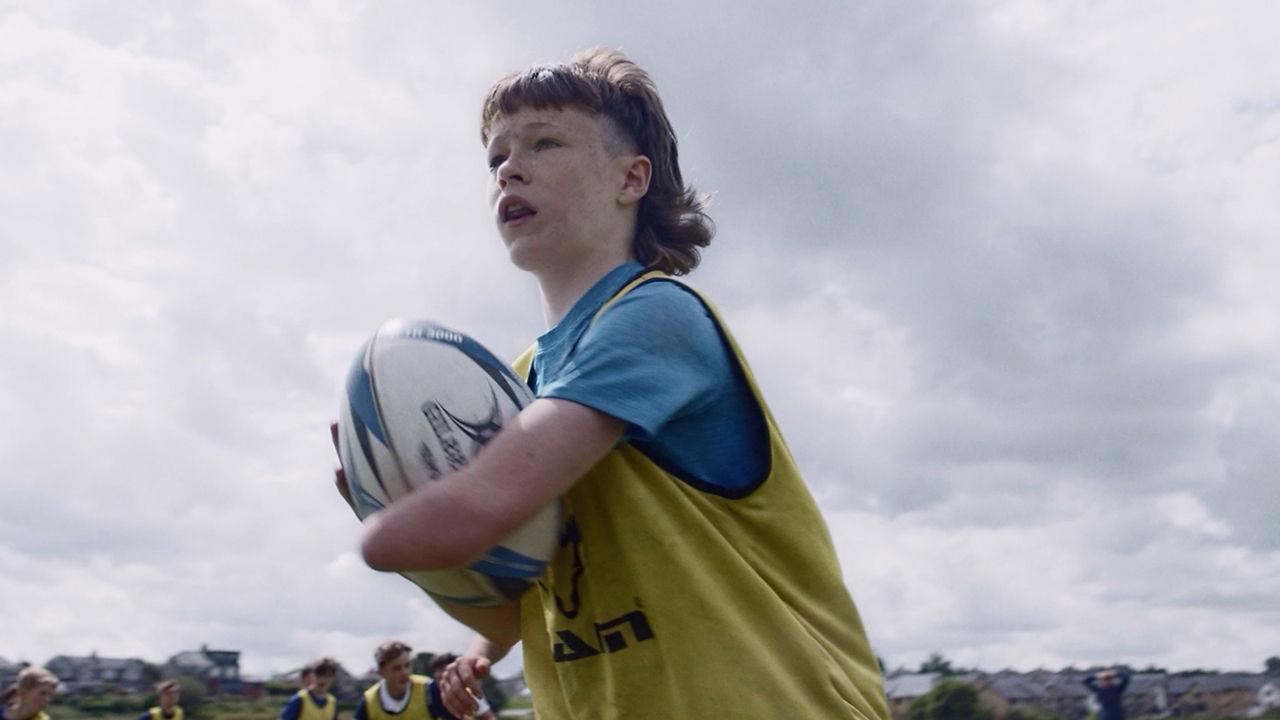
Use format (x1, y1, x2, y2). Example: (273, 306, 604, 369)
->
(617, 154, 651, 206)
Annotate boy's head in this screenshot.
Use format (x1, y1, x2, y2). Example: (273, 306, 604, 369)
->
(374, 641, 412, 670)
(155, 680, 180, 709)
(428, 653, 459, 683)
(481, 47, 713, 276)
(373, 641, 413, 695)
(298, 662, 314, 689)
(5, 667, 58, 712)
(308, 658, 337, 693)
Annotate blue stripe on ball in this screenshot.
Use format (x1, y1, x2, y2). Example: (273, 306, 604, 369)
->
(344, 351, 386, 444)
(468, 553, 546, 579)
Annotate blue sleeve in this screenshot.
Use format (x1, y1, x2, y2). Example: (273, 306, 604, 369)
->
(280, 696, 302, 720)
(137, 713, 151, 720)
(352, 697, 366, 720)
(538, 281, 724, 440)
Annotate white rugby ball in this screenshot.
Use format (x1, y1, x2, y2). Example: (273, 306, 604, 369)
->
(336, 318, 557, 607)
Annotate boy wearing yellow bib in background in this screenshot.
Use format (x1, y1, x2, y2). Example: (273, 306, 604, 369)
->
(279, 658, 338, 720)
(2, 667, 58, 720)
(352, 642, 456, 720)
(336, 47, 891, 720)
(137, 680, 182, 720)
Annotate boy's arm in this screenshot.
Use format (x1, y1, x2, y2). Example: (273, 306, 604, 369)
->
(361, 397, 624, 572)
(433, 598, 522, 648)
(279, 696, 302, 720)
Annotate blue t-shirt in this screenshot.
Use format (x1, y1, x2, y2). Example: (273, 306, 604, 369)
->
(531, 262, 768, 493)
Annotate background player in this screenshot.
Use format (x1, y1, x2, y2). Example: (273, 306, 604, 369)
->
(279, 658, 338, 720)
(1, 668, 59, 720)
(137, 680, 182, 720)
(352, 642, 456, 720)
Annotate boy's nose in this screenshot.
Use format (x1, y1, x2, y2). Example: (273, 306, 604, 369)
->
(497, 157, 526, 185)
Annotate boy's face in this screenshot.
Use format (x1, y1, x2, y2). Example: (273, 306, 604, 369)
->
(310, 673, 332, 694)
(21, 685, 53, 712)
(485, 106, 644, 275)
(378, 653, 413, 697)
(159, 686, 180, 710)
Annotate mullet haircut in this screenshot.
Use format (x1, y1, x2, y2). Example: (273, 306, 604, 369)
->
(480, 47, 714, 276)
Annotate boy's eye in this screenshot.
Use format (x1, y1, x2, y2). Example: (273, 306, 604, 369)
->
(487, 153, 506, 170)
(534, 138, 559, 150)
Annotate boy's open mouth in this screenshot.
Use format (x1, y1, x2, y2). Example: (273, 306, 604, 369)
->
(501, 198, 536, 222)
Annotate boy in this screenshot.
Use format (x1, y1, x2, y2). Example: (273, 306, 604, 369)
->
(341, 47, 890, 719)
(279, 658, 338, 720)
(352, 642, 455, 720)
(1, 667, 59, 720)
(1084, 668, 1131, 720)
(137, 681, 182, 720)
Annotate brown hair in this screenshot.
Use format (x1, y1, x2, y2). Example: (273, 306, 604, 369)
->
(373, 641, 412, 669)
(310, 658, 338, 678)
(481, 47, 714, 276)
(428, 653, 458, 674)
(154, 680, 178, 693)
(2, 667, 59, 706)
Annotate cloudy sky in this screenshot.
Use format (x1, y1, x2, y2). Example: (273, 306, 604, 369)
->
(3, 1, 1278, 682)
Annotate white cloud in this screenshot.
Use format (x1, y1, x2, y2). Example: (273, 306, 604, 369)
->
(2, 0, 1278, 683)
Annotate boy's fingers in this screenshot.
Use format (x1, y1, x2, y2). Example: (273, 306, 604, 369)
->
(470, 659, 489, 697)
(329, 421, 355, 509)
(334, 468, 353, 506)
(443, 667, 480, 715)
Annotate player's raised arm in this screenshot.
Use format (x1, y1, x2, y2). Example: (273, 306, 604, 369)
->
(359, 396, 624, 572)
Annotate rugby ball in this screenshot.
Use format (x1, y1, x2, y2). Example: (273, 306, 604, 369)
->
(336, 318, 557, 607)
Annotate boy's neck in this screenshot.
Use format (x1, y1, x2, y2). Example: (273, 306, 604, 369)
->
(536, 250, 635, 327)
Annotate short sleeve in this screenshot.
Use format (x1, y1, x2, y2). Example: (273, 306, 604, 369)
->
(536, 280, 725, 441)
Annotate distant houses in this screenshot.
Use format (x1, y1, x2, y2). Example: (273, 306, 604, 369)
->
(883, 669, 1280, 719)
(45, 654, 150, 695)
(24, 645, 256, 697)
(884, 671, 944, 718)
(1165, 673, 1280, 718)
(163, 644, 248, 695)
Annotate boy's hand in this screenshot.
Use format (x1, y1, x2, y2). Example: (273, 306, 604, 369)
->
(439, 654, 489, 719)
(329, 421, 355, 510)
